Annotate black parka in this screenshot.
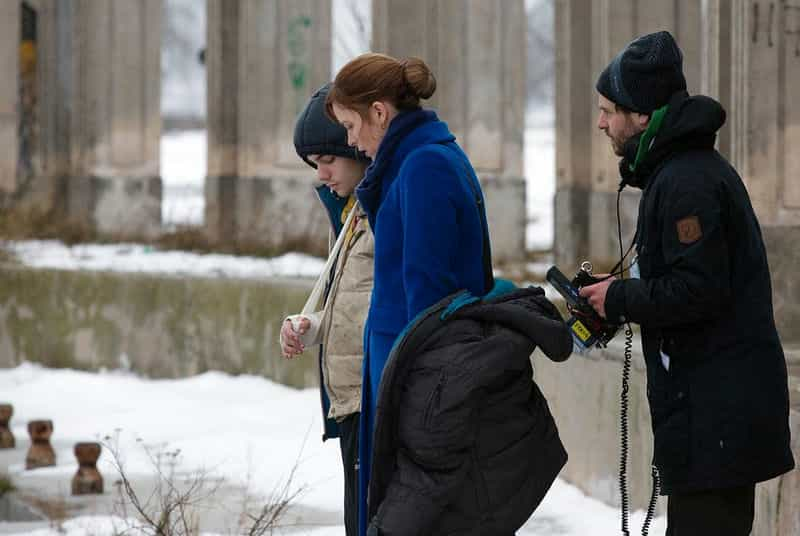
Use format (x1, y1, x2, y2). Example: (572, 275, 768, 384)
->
(366, 285, 572, 535)
(605, 91, 795, 494)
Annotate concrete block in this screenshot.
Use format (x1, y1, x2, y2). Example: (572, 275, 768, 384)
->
(554, 186, 590, 268)
(0, 266, 315, 388)
(534, 335, 800, 531)
(479, 175, 526, 262)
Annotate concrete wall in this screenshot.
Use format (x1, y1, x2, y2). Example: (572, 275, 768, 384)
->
(0, 265, 315, 388)
(371, 0, 527, 261)
(534, 337, 800, 533)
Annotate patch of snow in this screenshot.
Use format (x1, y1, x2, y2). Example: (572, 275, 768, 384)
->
(5, 240, 325, 280)
(0, 364, 664, 535)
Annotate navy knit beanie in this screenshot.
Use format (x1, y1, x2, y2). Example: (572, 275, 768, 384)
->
(596, 31, 686, 115)
(293, 83, 367, 169)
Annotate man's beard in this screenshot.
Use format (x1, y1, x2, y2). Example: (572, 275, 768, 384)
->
(611, 136, 626, 156)
(609, 127, 639, 156)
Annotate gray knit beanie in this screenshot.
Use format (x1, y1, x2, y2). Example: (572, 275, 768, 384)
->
(596, 31, 686, 114)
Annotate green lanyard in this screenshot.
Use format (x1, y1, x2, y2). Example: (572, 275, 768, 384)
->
(629, 104, 669, 173)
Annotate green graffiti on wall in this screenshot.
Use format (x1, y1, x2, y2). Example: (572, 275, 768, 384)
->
(288, 15, 312, 113)
(288, 16, 312, 91)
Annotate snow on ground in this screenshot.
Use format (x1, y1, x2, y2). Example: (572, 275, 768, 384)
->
(5, 240, 325, 280)
(0, 364, 664, 535)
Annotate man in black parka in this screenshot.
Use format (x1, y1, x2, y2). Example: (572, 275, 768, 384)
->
(581, 31, 794, 535)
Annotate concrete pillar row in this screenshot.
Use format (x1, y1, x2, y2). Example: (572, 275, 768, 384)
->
(371, 0, 527, 262)
(205, 0, 333, 252)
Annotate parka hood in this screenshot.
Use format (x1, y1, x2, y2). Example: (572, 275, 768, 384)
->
(620, 91, 726, 189)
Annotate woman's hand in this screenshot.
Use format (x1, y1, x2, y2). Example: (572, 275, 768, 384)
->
(280, 317, 310, 358)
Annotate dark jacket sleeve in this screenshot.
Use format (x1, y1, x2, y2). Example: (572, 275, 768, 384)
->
(605, 175, 731, 327)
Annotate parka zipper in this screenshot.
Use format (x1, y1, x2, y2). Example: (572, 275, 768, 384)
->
(423, 370, 447, 428)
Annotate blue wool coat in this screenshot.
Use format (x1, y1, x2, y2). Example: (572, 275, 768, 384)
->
(355, 109, 491, 535)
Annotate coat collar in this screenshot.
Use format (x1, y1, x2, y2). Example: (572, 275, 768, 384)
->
(315, 185, 351, 236)
(356, 109, 455, 226)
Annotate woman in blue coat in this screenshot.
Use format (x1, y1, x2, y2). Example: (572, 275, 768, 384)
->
(326, 53, 492, 535)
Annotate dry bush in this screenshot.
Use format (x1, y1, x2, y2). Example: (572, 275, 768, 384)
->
(0, 207, 96, 245)
(103, 432, 308, 536)
(0, 473, 15, 496)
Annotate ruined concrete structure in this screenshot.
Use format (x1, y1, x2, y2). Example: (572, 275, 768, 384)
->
(0, 0, 162, 238)
(555, 0, 800, 341)
(0, 0, 527, 259)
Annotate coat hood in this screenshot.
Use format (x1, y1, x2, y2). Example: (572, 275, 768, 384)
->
(445, 285, 573, 362)
(620, 91, 726, 189)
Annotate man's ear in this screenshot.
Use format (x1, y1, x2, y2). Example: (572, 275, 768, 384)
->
(637, 112, 651, 130)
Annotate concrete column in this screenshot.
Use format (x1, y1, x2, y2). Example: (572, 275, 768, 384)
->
(206, 0, 332, 253)
(0, 0, 70, 215)
(0, 3, 19, 199)
(554, 0, 592, 267)
(727, 0, 800, 342)
(556, 0, 715, 269)
(63, 0, 162, 238)
(700, 0, 733, 158)
(585, 0, 640, 269)
(371, 0, 526, 262)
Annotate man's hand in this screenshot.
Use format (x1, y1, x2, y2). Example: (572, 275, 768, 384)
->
(578, 276, 616, 319)
(280, 317, 310, 358)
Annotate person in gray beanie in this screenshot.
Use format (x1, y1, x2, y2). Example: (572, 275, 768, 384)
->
(581, 30, 794, 535)
(281, 83, 371, 536)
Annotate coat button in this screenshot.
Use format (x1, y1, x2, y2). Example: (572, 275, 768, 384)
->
(719, 440, 724, 449)
(677, 391, 684, 399)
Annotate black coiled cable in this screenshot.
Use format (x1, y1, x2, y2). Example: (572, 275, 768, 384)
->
(616, 186, 661, 536)
(642, 464, 661, 535)
(619, 321, 633, 536)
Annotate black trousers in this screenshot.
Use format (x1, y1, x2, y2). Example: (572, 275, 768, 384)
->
(666, 484, 755, 536)
(339, 412, 360, 536)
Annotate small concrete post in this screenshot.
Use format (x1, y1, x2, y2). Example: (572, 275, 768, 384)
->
(0, 404, 14, 448)
(26, 419, 55, 469)
(72, 442, 103, 495)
